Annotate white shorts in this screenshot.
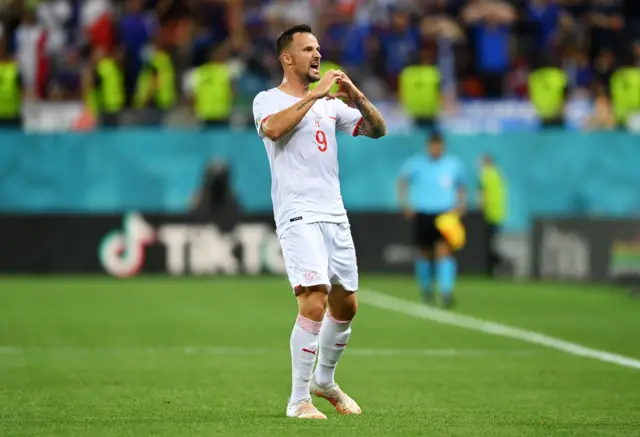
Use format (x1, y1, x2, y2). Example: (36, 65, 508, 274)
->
(279, 222, 358, 292)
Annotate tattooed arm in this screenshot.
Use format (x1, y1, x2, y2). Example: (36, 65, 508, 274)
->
(351, 92, 387, 139)
(329, 73, 386, 139)
(259, 94, 318, 141)
(259, 70, 341, 141)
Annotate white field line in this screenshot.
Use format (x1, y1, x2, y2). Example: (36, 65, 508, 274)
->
(0, 346, 536, 357)
(359, 288, 640, 371)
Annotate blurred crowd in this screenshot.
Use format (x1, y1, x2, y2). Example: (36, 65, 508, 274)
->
(0, 0, 638, 127)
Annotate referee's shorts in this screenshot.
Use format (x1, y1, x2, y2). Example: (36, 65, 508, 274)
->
(413, 212, 466, 251)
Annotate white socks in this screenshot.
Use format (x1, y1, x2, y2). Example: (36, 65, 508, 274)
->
(289, 315, 322, 404)
(289, 311, 353, 404)
(315, 311, 352, 387)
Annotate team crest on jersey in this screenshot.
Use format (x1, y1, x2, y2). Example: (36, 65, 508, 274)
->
(304, 271, 320, 282)
(311, 108, 322, 127)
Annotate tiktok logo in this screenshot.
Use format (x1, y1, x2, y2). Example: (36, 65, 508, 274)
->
(98, 213, 156, 278)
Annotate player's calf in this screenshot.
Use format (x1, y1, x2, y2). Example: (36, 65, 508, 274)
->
(312, 285, 361, 414)
(435, 240, 457, 309)
(316, 286, 356, 386)
(288, 286, 329, 414)
(414, 247, 435, 303)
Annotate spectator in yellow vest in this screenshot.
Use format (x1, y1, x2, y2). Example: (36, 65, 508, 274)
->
(83, 46, 125, 127)
(609, 55, 640, 129)
(399, 47, 442, 130)
(0, 36, 23, 128)
(528, 56, 568, 128)
(479, 154, 507, 277)
(186, 44, 234, 128)
(134, 34, 176, 126)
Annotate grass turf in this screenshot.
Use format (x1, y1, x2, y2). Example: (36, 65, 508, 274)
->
(0, 275, 639, 436)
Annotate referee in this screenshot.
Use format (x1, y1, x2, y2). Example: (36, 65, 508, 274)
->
(398, 133, 467, 308)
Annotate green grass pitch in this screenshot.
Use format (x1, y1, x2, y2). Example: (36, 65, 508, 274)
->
(1, 275, 639, 436)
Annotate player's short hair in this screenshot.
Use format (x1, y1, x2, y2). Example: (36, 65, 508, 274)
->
(275, 24, 313, 56)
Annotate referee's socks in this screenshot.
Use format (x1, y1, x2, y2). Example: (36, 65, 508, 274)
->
(437, 257, 457, 306)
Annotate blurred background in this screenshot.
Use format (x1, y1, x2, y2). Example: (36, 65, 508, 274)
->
(0, 0, 639, 129)
(0, 0, 639, 284)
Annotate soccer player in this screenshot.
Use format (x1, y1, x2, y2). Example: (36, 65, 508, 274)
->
(252, 24, 387, 419)
(397, 133, 467, 308)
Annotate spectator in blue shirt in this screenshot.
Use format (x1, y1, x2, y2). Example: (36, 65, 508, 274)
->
(462, 0, 516, 98)
(118, 0, 154, 106)
(380, 8, 420, 86)
(527, 0, 562, 48)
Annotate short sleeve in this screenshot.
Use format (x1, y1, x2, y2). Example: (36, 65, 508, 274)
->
(252, 91, 279, 138)
(333, 98, 363, 136)
(399, 157, 417, 181)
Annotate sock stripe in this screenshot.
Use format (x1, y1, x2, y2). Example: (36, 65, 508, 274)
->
(326, 311, 351, 325)
(296, 315, 323, 334)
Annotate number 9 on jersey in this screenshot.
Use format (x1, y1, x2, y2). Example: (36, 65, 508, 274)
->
(316, 130, 327, 152)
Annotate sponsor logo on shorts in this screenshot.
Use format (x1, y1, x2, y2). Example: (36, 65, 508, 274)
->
(290, 216, 303, 222)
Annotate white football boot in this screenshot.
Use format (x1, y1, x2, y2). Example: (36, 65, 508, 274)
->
(310, 376, 362, 415)
(285, 398, 327, 419)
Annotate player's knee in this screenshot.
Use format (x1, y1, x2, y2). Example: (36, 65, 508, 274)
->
(297, 286, 329, 321)
(435, 240, 451, 259)
(328, 289, 358, 321)
(303, 298, 327, 322)
(341, 298, 358, 320)
(417, 247, 430, 259)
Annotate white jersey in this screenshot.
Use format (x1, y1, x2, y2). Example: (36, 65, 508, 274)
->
(253, 88, 363, 236)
